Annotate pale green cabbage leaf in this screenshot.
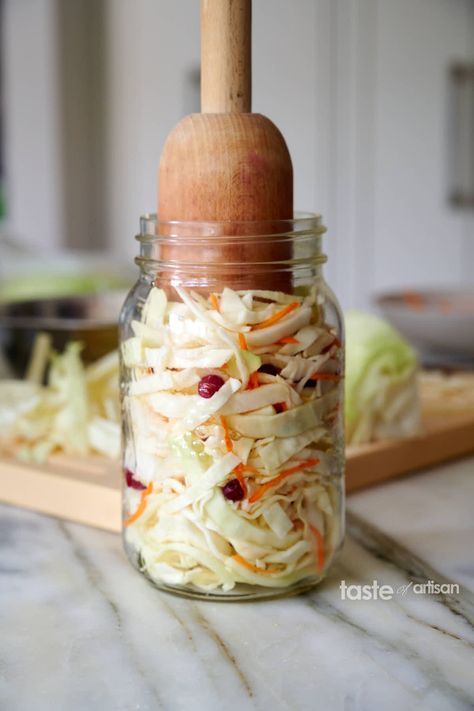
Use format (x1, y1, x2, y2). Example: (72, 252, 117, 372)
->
(345, 310, 419, 444)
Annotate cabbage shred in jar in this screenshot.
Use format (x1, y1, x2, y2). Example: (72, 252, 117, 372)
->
(119, 214, 344, 600)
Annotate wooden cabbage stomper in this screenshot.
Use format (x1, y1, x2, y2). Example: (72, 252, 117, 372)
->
(158, 0, 293, 290)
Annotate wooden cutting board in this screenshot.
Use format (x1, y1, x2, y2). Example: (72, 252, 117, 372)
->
(1, 408, 473, 533)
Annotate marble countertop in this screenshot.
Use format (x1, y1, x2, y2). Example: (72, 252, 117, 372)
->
(1, 457, 473, 711)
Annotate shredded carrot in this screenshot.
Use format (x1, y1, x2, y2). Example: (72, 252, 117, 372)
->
(124, 483, 153, 527)
(279, 458, 320, 478)
(309, 524, 325, 571)
(209, 292, 220, 311)
(249, 458, 320, 504)
(231, 554, 277, 575)
(249, 478, 286, 505)
(251, 302, 299, 330)
(242, 464, 259, 475)
(278, 336, 299, 344)
(310, 372, 341, 382)
(247, 372, 259, 389)
(219, 415, 233, 452)
(238, 332, 248, 349)
(233, 463, 247, 497)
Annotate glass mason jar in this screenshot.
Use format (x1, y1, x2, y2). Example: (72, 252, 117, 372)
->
(119, 213, 344, 600)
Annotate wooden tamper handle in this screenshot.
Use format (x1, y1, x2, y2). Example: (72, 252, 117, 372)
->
(201, 0, 251, 113)
(157, 0, 293, 291)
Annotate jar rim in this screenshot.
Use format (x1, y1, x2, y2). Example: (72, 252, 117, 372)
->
(137, 211, 326, 242)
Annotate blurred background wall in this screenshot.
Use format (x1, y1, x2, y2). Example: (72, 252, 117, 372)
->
(2, 0, 473, 309)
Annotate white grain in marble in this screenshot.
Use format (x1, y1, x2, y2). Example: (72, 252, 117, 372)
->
(1, 458, 473, 711)
(348, 456, 474, 591)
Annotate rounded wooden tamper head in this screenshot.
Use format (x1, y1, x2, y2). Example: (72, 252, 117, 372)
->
(156, 0, 294, 292)
(159, 113, 292, 224)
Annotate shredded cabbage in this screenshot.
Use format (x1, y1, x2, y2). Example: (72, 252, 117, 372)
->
(263, 502, 294, 539)
(255, 428, 326, 472)
(142, 286, 167, 326)
(226, 390, 338, 438)
(219, 287, 274, 326)
(219, 383, 289, 415)
(122, 285, 343, 593)
(0, 343, 121, 461)
(245, 307, 312, 348)
(163, 452, 241, 514)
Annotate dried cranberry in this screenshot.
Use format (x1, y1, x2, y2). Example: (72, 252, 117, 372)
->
(258, 364, 279, 376)
(124, 468, 146, 490)
(273, 402, 286, 414)
(222, 478, 245, 502)
(198, 374, 225, 398)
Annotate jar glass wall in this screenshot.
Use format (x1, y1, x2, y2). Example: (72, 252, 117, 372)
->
(119, 214, 344, 600)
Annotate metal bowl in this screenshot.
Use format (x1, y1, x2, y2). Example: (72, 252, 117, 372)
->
(0, 291, 126, 377)
(376, 288, 474, 364)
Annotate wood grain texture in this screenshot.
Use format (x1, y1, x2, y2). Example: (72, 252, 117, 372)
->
(201, 0, 251, 113)
(157, 113, 293, 291)
(0, 455, 121, 532)
(157, 0, 294, 292)
(346, 411, 474, 492)
(158, 113, 292, 223)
